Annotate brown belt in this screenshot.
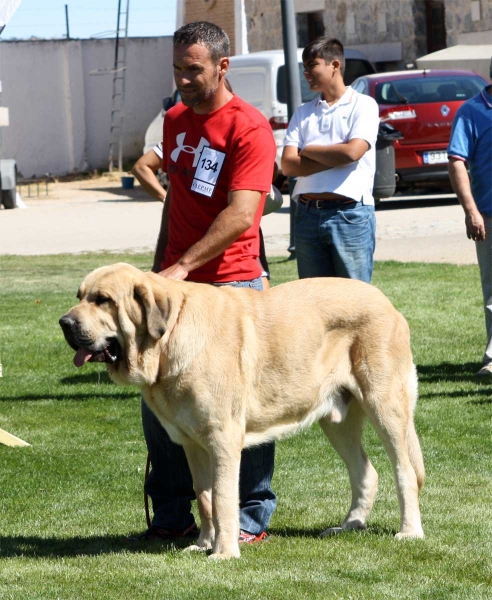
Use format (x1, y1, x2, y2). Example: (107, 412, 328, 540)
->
(299, 194, 358, 209)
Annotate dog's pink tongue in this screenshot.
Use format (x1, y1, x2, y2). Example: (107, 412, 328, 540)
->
(74, 348, 93, 367)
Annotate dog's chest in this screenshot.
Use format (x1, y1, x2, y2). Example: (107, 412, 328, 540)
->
(142, 383, 197, 445)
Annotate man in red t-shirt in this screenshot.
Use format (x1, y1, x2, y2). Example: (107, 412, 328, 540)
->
(130, 21, 276, 545)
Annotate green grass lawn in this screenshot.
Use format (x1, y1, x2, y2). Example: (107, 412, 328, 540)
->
(0, 254, 491, 599)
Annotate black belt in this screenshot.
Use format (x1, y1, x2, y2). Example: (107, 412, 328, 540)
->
(299, 195, 358, 209)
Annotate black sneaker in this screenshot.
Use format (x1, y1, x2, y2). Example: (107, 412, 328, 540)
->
(126, 522, 199, 542)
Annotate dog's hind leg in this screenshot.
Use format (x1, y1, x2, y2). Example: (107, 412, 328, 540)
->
(183, 444, 214, 552)
(364, 376, 424, 539)
(319, 401, 379, 536)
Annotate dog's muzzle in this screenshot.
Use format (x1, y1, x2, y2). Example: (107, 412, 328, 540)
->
(59, 314, 122, 367)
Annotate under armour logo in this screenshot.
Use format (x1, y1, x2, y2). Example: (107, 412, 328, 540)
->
(170, 132, 210, 167)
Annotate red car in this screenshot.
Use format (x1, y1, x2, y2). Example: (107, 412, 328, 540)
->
(351, 69, 489, 191)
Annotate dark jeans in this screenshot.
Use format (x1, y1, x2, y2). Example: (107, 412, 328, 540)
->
(142, 276, 276, 535)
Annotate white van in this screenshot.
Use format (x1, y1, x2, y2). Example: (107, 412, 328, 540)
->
(143, 48, 376, 182)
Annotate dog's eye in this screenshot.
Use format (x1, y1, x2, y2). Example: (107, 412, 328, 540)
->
(95, 295, 110, 305)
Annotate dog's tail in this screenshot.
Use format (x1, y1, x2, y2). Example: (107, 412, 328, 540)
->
(406, 364, 425, 491)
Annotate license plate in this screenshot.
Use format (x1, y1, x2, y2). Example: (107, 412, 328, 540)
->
(423, 150, 448, 164)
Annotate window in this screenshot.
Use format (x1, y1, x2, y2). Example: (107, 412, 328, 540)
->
(425, 0, 446, 53)
(375, 75, 485, 105)
(471, 1, 481, 22)
(377, 12, 387, 34)
(228, 70, 266, 109)
(296, 11, 325, 48)
(351, 78, 368, 94)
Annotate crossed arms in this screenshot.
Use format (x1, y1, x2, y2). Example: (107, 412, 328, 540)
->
(281, 138, 370, 178)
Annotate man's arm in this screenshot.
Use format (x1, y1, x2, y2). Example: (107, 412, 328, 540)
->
(159, 189, 262, 280)
(281, 145, 331, 177)
(300, 138, 370, 167)
(131, 150, 167, 202)
(152, 186, 172, 273)
(448, 157, 486, 242)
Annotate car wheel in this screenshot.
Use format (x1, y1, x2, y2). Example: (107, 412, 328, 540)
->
(1, 188, 16, 209)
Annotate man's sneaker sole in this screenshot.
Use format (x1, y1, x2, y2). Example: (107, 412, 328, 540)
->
(238, 530, 269, 544)
(475, 364, 492, 377)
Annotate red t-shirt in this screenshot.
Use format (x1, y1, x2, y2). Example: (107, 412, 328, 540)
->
(161, 95, 276, 283)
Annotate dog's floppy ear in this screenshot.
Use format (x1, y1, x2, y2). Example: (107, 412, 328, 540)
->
(134, 280, 170, 340)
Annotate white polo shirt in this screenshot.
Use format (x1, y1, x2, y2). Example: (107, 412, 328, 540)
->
(283, 87, 379, 205)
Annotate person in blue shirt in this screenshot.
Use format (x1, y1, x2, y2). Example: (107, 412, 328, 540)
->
(448, 76, 492, 376)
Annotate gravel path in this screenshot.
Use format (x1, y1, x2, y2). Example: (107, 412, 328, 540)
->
(0, 177, 476, 265)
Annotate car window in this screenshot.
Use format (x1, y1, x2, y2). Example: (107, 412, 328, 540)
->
(343, 60, 376, 85)
(351, 78, 367, 94)
(226, 69, 266, 110)
(375, 75, 485, 104)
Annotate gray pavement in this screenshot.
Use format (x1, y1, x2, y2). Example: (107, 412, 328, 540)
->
(0, 177, 477, 265)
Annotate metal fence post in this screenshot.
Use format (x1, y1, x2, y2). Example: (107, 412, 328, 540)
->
(281, 0, 302, 258)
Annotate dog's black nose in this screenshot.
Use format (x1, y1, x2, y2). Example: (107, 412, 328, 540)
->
(59, 314, 76, 331)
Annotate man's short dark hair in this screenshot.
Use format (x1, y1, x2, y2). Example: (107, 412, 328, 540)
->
(302, 37, 345, 74)
(173, 21, 230, 64)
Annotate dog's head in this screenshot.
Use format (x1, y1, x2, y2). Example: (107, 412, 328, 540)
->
(59, 263, 176, 385)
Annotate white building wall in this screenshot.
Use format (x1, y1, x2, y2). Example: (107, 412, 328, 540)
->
(0, 37, 173, 178)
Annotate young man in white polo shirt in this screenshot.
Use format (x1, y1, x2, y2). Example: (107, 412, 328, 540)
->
(281, 37, 379, 283)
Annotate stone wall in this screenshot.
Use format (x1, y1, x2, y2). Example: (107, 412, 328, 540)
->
(445, 0, 492, 46)
(321, 1, 419, 66)
(184, 0, 237, 53)
(181, 0, 492, 66)
(244, 0, 420, 66)
(244, 0, 283, 51)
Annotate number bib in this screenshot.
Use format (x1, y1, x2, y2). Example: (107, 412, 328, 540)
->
(191, 146, 226, 197)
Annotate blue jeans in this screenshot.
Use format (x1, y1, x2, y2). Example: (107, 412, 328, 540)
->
(295, 200, 376, 283)
(142, 276, 276, 535)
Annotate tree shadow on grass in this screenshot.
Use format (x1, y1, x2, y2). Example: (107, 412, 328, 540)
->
(418, 389, 491, 403)
(0, 534, 190, 558)
(0, 525, 395, 558)
(0, 391, 137, 402)
(417, 362, 486, 383)
(417, 362, 491, 403)
(269, 524, 396, 539)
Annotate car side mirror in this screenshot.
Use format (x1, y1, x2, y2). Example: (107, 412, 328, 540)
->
(162, 96, 173, 111)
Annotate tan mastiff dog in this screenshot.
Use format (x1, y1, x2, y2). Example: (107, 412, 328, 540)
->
(59, 263, 425, 559)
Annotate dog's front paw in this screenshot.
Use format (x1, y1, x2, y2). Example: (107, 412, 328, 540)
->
(395, 529, 424, 540)
(208, 550, 240, 560)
